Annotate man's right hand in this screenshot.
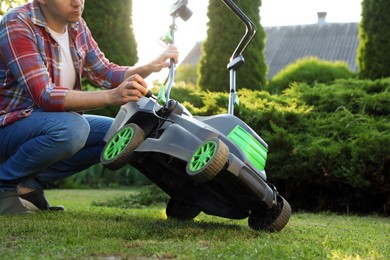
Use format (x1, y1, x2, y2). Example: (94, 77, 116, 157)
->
(64, 74, 148, 111)
(109, 74, 148, 105)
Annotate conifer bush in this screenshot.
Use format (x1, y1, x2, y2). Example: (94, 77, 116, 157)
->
(175, 79, 389, 214)
(266, 57, 356, 94)
(358, 0, 390, 79)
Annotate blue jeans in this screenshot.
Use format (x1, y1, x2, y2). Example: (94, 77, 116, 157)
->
(0, 110, 113, 191)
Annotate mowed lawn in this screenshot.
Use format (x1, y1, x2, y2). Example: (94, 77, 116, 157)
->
(0, 188, 388, 259)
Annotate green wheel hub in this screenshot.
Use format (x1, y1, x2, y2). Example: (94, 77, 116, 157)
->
(103, 127, 134, 160)
(189, 141, 217, 171)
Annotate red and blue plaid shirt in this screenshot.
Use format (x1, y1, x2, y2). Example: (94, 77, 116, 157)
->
(0, 0, 129, 126)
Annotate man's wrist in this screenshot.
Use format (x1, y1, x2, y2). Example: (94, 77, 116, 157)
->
(125, 64, 151, 79)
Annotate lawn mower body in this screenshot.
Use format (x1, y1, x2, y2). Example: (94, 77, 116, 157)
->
(100, 0, 291, 231)
(103, 97, 275, 219)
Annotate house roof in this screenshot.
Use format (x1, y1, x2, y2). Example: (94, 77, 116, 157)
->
(265, 22, 359, 79)
(180, 21, 360, 79)
(181, 41, 203, 65)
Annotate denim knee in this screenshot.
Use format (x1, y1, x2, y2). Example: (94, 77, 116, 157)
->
(56, 113, 90, 158)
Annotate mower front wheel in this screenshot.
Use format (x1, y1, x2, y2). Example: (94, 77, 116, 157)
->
(100, 123, 145, 170)
(186, 138, 229, 183)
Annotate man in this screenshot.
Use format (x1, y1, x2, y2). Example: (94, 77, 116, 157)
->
(0, 0, 179, 214)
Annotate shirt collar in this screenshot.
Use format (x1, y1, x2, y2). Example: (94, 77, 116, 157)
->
(30, 0, 47, 28)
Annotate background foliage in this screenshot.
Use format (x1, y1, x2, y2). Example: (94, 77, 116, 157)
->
(82, 0, 137, 66)
(358, 0, 390, 79)
(266, 57, 356, 94)
(198, 0, 267, 92)
(0, 0, 27, 16)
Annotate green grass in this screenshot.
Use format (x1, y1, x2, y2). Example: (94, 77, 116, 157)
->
(1, 189, 389, 259)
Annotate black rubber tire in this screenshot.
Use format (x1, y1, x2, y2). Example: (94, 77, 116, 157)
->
(166, 198, 202, 221)
(100, 123, 145, 170)
(186, 138, 229, 183)
(248, 196, 291, 232)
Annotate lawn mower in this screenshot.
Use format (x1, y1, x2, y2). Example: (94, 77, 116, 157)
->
(100, 0, 291, 232)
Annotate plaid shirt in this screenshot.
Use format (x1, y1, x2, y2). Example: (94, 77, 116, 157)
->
(0, 0, 129, 126)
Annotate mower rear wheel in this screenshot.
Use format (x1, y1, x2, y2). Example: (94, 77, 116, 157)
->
(186, 138, 229, 183)
(248, 195, 291, 232)
(100, 123, 145, 170)
(166, 198, 202, 221)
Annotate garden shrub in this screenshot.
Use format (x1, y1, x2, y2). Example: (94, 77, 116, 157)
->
(175, 64, 198, 85)
(150, 81, 204, 110)
(266, 57, 356, 94)
(286, 78, 390, 116)
(60, 164, 150, 189)
(184, 79, 389, 214)
(92, 185, 169, 208)
(264, 78, 390, 213)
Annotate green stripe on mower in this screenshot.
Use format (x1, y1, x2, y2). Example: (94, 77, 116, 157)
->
(103, 127, 134, 160)
(227, 125, 268, 171)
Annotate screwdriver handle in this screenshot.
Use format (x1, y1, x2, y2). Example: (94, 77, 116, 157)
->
(145, 89, 157, 100)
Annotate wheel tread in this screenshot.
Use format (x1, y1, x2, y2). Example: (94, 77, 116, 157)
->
(187, 138, 229, 183)
(100, 123, 145, 170)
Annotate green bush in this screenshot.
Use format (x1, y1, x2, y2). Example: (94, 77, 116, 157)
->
(82, 0, 137, 66)
(286, 78, 390, 116)
(175, 78, 389, 214)
(59, 164, 150, 189)
(175, 64, 198, 85)
(358, 0, 390, 79)
(168, 83, 204, 109)
(92, 184, 169, 208)
(198, 0, 266, 92)
(266, 57, 356, 94)
(265, 79, 389, 213)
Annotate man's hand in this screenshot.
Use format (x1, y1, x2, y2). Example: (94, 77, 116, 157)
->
(148, 44, 179, 73)
(109, 74, 148, 105)
(64, 74, 148, 111)
(124, 45, 179, 79)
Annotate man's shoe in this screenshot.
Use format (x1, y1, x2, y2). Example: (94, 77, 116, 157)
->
(0, 191, 36, 215)
(19, 190, 65, 211)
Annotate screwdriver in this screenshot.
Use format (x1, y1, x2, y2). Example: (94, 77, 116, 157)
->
(145, 89, 157, 100)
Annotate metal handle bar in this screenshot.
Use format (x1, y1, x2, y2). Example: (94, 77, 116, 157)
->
(221, 0, 257, 61)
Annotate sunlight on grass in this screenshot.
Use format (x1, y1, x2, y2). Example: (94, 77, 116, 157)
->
(330, 250, 381, 260)
(45, 188, 138, 209)
(0, 189, 388, 259)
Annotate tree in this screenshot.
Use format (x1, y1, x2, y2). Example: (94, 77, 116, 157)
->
(0, 0, 27, 16)
(357, 0, 390, 79)
(82, 0, 138, 66)
(197, 0, 267, 92)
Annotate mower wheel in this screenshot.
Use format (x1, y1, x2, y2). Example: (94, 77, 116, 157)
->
(248, 195, 291, 232)
(166, 198, 202, 221)
(100, 123, 145, 170)
(186, 138, 229, 183)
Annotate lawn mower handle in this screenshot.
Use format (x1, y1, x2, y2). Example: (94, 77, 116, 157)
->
(221, 0, 257, 114)
(221, 0, 257, 62)
(163, 0, 256, 114)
